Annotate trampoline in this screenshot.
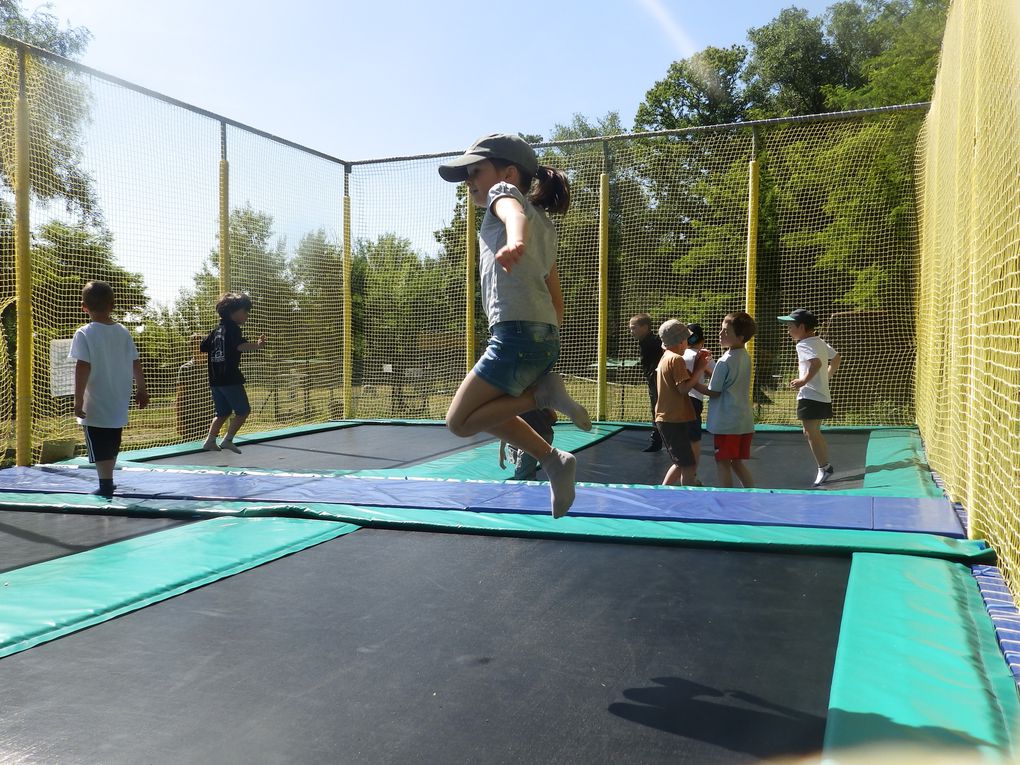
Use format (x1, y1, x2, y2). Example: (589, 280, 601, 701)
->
(0, 421, 1017, 763)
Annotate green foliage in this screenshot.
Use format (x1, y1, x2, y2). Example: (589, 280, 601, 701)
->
(0, 1, 98, 220)
(744, 8, 843, 117)
(634, 46, 749, 130)
(824, 0, 950, 108)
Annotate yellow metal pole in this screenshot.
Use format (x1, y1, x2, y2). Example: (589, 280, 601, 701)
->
(465, 197, 477, 373)
(342, 168, 354, 417)
(14, 48, 33, 466)
(218, 123, 230, 294)
(745, 131, 760, 409)
(597, 169, 610, 421)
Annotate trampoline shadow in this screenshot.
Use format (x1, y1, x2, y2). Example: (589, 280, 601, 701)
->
(608, 677, 824, 758)
(0, 521, 90, 554)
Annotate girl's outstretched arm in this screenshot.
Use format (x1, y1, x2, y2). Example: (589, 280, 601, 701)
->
(492, 196, 527, 273)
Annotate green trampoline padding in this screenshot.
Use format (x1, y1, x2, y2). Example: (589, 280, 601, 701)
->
(860, 428, 944, 498)
(825, 552, 1020, 758)
(0, 516, 358, 659)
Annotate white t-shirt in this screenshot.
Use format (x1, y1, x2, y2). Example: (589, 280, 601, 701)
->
(682, 348, 716, 402)
(796, 335, 838, 403)
(68, 322, 139, 428)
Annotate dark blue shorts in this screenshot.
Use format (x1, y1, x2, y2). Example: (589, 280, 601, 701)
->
(473, 321, 559, 397)
(211, 384, 251, 417)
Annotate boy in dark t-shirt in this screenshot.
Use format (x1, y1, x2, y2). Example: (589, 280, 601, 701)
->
(200, 292, 267, 454)
(629, 313, 665, 452)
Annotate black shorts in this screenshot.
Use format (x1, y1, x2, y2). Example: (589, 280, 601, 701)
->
(691, 397, 704, 422)
(797, 398, 833, 421)
(83, 426, 123, 463)
(656, 421, 696, 467)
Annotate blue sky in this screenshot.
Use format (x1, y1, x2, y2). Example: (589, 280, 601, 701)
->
(46, 0, 837, 161)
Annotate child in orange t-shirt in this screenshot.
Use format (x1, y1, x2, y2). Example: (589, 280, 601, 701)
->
(654, 319, 709, 486)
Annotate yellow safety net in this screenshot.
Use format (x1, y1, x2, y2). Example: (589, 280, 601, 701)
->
(914, 0, 1020, 585)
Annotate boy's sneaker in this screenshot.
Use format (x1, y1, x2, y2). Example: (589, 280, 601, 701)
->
(813, 464, 834, 486)
(534, 373, 592, 432)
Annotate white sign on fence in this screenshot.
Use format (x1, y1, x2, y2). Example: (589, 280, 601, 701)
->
(50, 339, 75, 397)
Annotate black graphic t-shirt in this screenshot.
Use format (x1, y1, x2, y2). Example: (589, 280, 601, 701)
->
(201, 319, 246, 387)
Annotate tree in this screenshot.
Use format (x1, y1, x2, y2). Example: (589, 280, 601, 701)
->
(824, 0, 950, 109)
(743, 7, 841, 118)
(0, 1, 97, 219)
(634, 46, 749, 131)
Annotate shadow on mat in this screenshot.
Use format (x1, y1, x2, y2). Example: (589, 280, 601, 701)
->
(608, 677, 824, 758)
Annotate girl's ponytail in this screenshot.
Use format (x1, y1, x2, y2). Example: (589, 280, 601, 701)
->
(528, 165, 570, 214)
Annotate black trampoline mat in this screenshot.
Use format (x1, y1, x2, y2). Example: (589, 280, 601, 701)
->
(0, 509, 189, 574)
(144, 424, 870, 491)
(146, 424, 494, 471)
(0, 529, 849, 764)
(575, 428, 870, 490)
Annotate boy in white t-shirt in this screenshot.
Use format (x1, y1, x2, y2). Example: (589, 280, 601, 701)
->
(681, 323, 715, 482)
(778, 308, 841, 487)
(70, 281, 149, 498)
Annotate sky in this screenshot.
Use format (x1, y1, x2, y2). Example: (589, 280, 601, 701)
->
(41, 0, 838, 162)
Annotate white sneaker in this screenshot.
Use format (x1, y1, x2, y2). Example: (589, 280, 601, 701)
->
(814, 464, 834, 486)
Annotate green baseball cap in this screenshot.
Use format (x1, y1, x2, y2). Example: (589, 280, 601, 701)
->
(777, 308, 817, 328)
(438, 133, 539, 182)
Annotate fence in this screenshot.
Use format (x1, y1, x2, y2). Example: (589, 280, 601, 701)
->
(0, 33, 932, 468)
(914, 0, 1020, 589)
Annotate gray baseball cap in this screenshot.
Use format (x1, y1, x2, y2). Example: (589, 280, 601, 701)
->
(658, 319, 691, 347)
(438, 133, 539, 182)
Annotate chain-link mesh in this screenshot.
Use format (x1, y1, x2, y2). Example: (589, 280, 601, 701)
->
(915, 0, 1020, 586)
(0, 35, 935, 463)
(758, 112, 923, 425)
(346, 156, 468, 420)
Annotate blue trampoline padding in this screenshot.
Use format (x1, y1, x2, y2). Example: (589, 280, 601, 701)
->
(0, 465, 964, 536)
(0, 516, 358, 659)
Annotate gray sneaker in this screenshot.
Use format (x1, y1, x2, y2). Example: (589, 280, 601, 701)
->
(814, 464, 834, 486)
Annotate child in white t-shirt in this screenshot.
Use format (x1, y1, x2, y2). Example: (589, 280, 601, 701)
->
(681, 323, 715, 483)
(69, 280, 149, 498)
(778, 308, 841, 487)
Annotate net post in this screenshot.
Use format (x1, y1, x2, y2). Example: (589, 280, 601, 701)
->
(14, 47, 34, 467)
(343, 166, 354, 417)
(596, 153, 610, 421)
(745, 127, 761, 410)
(218, 122, 230, 294)
(465, 196, 477, 374)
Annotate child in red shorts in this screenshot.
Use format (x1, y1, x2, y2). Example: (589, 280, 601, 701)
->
(694, 312, 756, 488)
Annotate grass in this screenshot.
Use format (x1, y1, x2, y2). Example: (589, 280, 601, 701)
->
(1, 380, 912, 468)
